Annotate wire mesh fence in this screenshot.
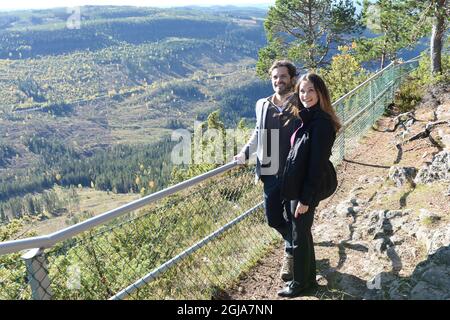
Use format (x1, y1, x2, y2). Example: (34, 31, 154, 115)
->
(1, 166, 277, 299)
(331, 59, 419, 164)
(0, 58, 419, 300)
(0, 255, 32, 299)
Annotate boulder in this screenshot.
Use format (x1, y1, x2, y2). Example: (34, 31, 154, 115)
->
(389, 166, 417, 187)
(336, 200, 356, 218)
(431, 125, 450, 151)
(416, 225, 450, 255)
(409, 246, 450, 299)
(421, 266, 450, 290)
(410, 281, 448, 300)
(414, 151, 450, 184)
(368, 210, 407, 236)
(436, 102, 450, 122)
(431, 245, 450, 265)
(386, 279, 411, 300)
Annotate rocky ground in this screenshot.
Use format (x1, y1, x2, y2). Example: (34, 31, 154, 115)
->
(222, 84, 450, 300)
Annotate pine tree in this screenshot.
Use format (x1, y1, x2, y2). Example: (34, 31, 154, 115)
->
(357, 0, 422, 69)
(358, 0, 448, 74)
(257, 0, 362, 75)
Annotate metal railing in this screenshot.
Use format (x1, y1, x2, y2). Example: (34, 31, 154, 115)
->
(1, 165, 271, 300)
(0, 57, 420, 300)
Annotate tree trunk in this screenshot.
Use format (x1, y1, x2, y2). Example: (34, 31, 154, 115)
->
(430, 0, 447, 75)
(380, 35, 387, 69)
(380, 51, 386, 69)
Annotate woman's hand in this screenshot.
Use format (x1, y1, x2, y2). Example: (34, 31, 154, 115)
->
(295, 202, 309, 218)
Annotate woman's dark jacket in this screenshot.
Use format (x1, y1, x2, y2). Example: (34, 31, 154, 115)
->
(280, 105, 336, 206)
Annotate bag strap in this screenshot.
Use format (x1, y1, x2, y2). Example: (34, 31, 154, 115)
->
(290, 125, 302, 148)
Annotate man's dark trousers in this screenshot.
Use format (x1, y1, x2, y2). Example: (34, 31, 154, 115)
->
(262, 174, 293, 255)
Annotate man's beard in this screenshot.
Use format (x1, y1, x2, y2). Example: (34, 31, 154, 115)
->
(277, 81, 293, 96)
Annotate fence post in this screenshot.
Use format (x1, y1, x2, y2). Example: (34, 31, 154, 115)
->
(370, 80, 375, 125)
(22, 248, 53, 300)
(391, 66, 396, 100)
(385, 67, 391, 107)
(399, 61, 404, 84)
(340, 102, 345, 160)
(391, 61, 402, 100)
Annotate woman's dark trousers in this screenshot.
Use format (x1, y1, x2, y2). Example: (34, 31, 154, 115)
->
(290, 200, 317, 286)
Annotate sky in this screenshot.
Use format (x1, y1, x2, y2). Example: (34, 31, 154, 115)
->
(0, 0, 275, 11)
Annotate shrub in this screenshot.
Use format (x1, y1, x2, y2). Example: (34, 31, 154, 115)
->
(321, 45, 370, 102)
(394, 79, 423, 113)
(412, 51, 450, 86)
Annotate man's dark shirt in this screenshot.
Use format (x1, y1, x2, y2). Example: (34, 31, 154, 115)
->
(264, 100, 298, 177)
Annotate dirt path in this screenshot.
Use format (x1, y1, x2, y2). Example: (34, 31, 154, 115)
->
(222, 85, 450, 300)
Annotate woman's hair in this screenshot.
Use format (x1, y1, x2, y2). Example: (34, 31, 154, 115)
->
(285, 72, 342, 132)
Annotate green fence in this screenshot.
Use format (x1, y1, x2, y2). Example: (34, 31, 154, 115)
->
(332, 59, 419, 164)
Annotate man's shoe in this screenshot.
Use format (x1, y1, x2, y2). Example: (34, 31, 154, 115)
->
(277, 281, 316, 298)
(280, 253, 293, 281)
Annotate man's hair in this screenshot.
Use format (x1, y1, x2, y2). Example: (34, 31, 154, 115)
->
(268, 60, 297, 79)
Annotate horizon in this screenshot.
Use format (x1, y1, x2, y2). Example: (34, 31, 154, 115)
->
(0, 0, 275, 12)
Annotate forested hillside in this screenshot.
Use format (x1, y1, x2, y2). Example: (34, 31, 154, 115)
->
(0, 5, 271, 223)
(0, 2, 445, 226)
(0, 1, 448, 301)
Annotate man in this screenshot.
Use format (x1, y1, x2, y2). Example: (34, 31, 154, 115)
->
(235, 60, 298, 281)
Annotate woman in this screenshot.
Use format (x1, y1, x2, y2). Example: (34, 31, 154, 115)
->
(278, 73, 341, 297)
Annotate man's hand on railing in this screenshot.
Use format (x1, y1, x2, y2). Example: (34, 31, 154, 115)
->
(234, 152, 246, 165)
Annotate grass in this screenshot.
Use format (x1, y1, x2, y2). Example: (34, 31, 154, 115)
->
(1, 167, 268, 300)
(153, 216, 280, 300)
(407, 182, 449, 217)
(18, 187, 140, 237)
(360, 177, 449, 215)
(420, 216, 440, 227)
